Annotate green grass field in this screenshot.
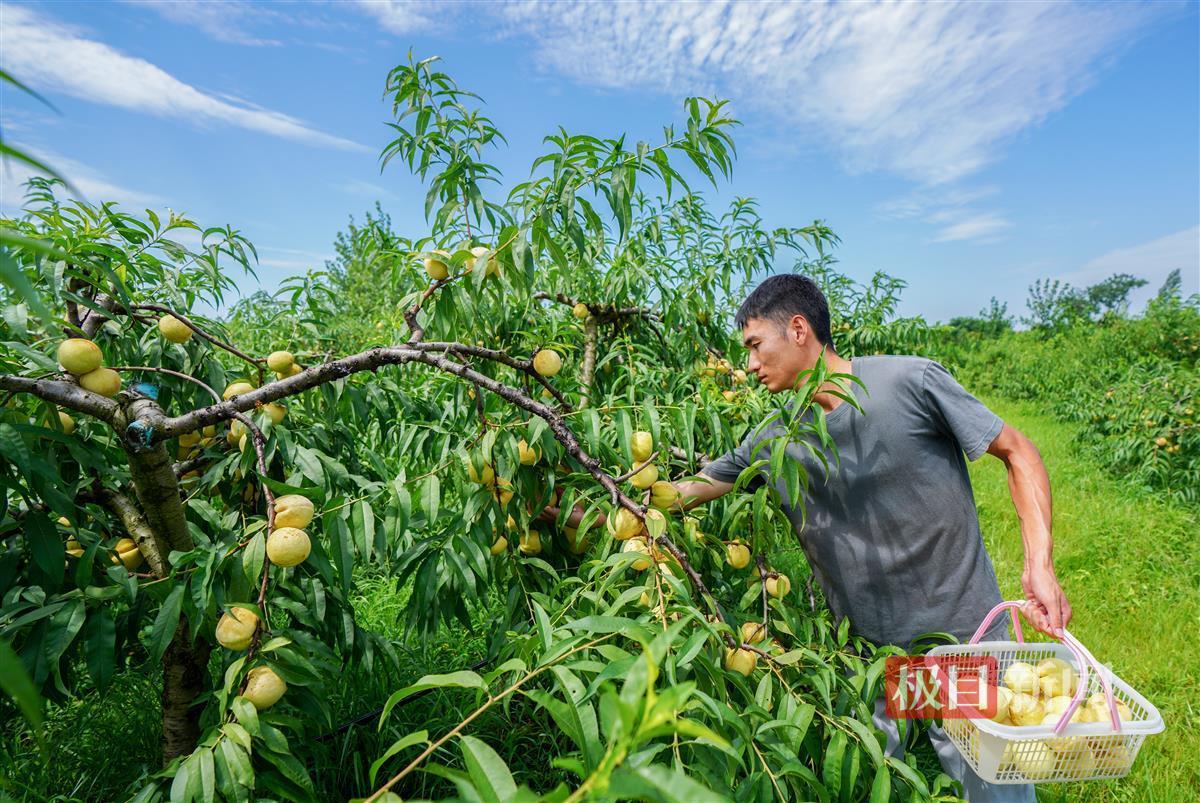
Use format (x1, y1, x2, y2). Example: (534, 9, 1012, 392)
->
(970, 397, 1199, 802)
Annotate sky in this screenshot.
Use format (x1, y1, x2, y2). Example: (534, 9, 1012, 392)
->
(1, 0, 1197, 323)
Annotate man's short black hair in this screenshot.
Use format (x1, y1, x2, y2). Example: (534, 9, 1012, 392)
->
(734, 274, 833, 348)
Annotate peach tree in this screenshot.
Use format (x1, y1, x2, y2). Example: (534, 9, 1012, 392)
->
(1, 56, 950, 801)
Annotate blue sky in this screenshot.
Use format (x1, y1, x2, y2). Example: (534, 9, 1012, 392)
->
(2, 0, 1197, 323)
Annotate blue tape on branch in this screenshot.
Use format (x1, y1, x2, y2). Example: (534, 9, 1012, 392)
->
(125, 420, 155, 451)
(131, 382, 159, 400)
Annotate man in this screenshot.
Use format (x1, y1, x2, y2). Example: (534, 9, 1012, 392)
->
(671, 274, 1070, 802)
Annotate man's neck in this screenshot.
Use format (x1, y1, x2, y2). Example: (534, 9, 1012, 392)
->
(814, 352, 854, 413)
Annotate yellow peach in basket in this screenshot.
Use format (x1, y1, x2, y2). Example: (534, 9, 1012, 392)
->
(1008, 692, 1045, 727)
(1003, 662, 1039, 695)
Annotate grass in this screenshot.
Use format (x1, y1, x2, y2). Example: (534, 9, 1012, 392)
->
(969, 396, 1200, 803)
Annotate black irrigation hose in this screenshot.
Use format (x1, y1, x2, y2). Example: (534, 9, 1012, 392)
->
(315, 657, 492, 742)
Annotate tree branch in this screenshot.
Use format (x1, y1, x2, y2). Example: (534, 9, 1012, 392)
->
(0, 375, 121, 423)
(99, 488, 170, 578)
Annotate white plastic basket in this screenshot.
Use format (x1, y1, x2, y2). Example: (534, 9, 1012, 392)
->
(927, 601, 1164, 784)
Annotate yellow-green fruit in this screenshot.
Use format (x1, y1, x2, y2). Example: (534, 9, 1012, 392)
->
(1003, 662, 1039, 694)
(266, 351, 294, 373)
(642, 508, 667, 539)
(202, 425, 217, 438)
(726, 540, 750, 569)
(57, 338, 102, 375)
(572, 302, 589, 319)
(1013, 742, 1058, 779)
(722, 390, 736, 402)
(493, 478, 514, 506)
(517, 439, 540, 465)
(273, 494, 315, 529)
(733, 369, 747, 384)
(224, 381, 255, 400)
(623, 537, 652, 571)
(215, 607, 260, 651)
(237, 432, 249, 453)
(112, 538, 143, 570)
(765, 573, 791, 598)
(697, 310, 709, 325)
(243, 666, 287, 711)
(57, 516, 71, 527)
(1037, 657, 1072, 677)
(1086, 694, 1132, 724)
(630, 431, 653, 462)
(266, 527, 311, 567)
(609, 508, 642, 541)
(1008, 692, 1045, 727)
(683, 516, 700, 543)
(467, 460, 496, 486)
(649, 481, 679, 510)
(179, 431, 201, 449)
(741, 621, 766, 644)
(490, 536, 508, 555)
(566, 529, 588, 554)
(57, 411, 76, 435)
(1041, 710, 1091, 753)
(465, 246, 499, 276)
(263, 403, 287, 425)
(1037, 657, 1079, 698)
(79, 367, 121, 397)
(629, 463, 659, 490)
(424, 250, 450, 281)
(518, 530, 541, 555)
(65, 537, 84, 558)
(991, 686, 1014, 723)
(724, 647, 757, 677)
(533, 349, 563, 377)
(158, 315, 193, 343)
(283, 363, 302, 378)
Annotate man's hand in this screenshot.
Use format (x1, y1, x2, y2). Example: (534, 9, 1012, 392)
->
(1021, 563, 1072, 638)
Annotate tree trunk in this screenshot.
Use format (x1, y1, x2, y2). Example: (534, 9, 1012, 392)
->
(120, 395, 211, 764)
(161, 619, 212, 764)
(579, 315, 599, 409)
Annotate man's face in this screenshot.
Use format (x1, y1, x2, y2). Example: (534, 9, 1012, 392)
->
(742, 316, 813, 393)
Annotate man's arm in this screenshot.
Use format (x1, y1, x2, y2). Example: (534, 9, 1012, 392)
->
(986, 422, 1072, 637)
(539, 474, 735, 525)
(673, 475, 734, 510)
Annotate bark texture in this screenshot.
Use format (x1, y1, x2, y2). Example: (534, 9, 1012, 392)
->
(160, 620, 212, 763)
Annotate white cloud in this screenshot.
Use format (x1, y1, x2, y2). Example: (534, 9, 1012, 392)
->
(1061, 226, 1200, 299)
(352, 0, 436, 34)
(931, 212, 1011, 243)
(0, 144, 164, 210)
(123, 0, 283, 46)
(0, 5, 370, 153)
(496, 1, 1162, 185)
(335, 179, 397, 199)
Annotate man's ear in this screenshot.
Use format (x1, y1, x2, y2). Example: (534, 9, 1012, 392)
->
(789, 314, 809, 346)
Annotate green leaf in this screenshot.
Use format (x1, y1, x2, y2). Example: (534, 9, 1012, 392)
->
(0, 639, 43, 733)
(459, 734, 518, 803)
(83, 609, 116, 691)
(148, 584, 185, 665)
(380, 671, 488, 726)
(369, 729, 428, 786)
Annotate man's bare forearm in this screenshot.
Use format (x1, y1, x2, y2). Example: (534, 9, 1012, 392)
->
(1006, 438, 1055, 570)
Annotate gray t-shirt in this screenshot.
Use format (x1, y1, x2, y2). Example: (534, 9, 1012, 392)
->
(702, 355, 1005, 649)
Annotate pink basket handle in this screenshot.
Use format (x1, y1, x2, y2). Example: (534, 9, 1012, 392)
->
(968, 600, 1027, 645)
(968, 602, 1122, 733)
